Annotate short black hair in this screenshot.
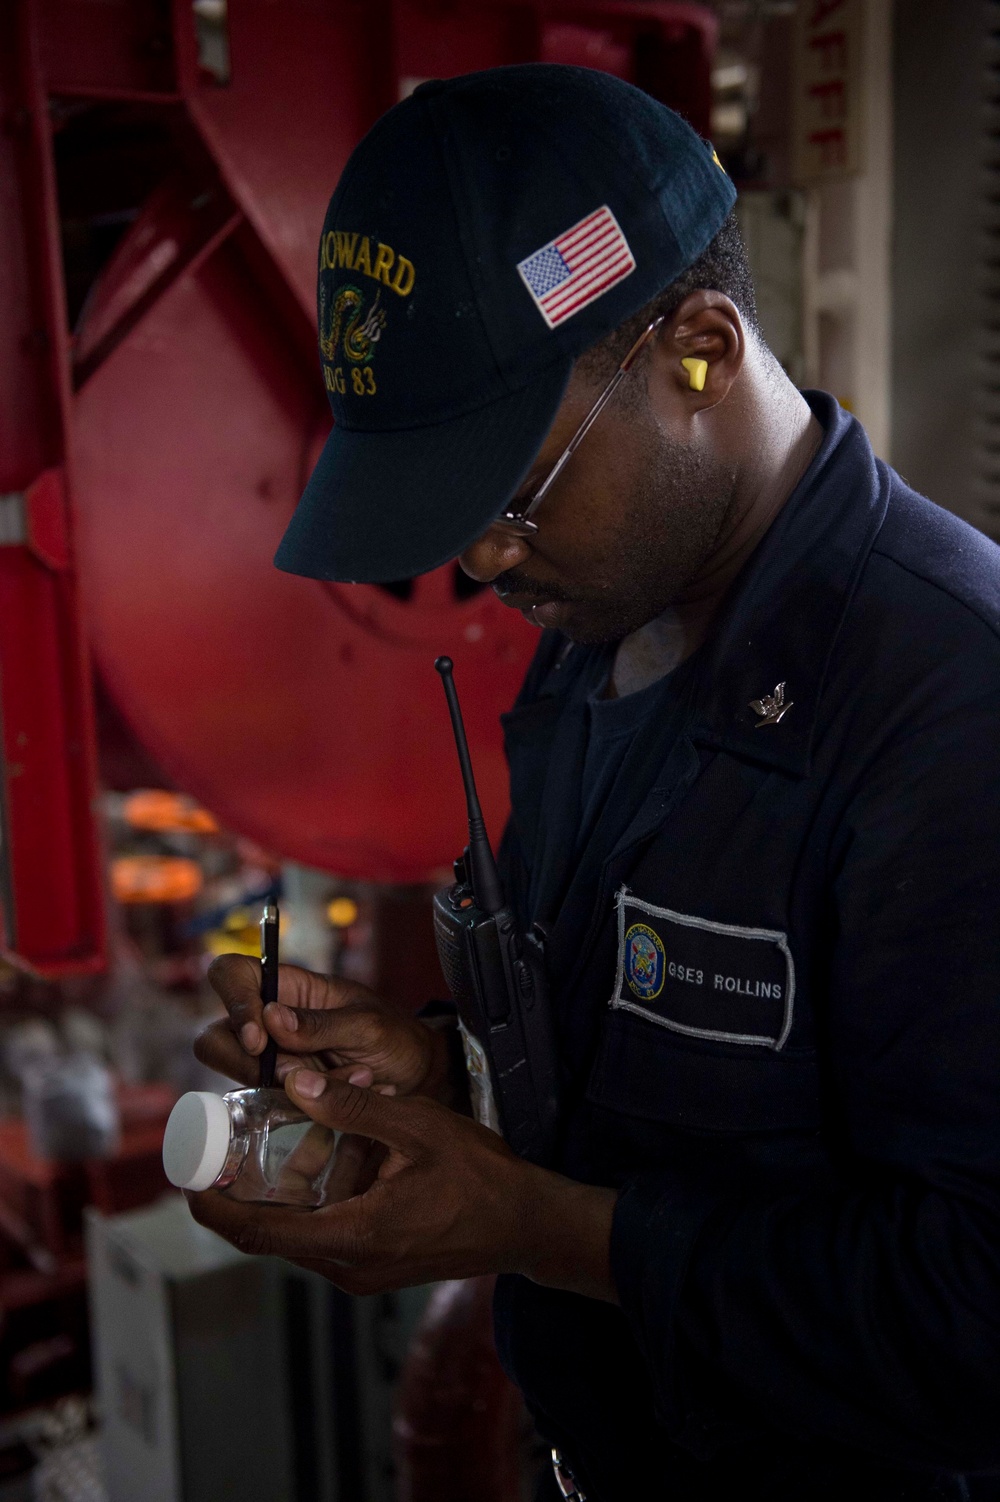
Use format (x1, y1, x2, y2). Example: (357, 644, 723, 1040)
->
(578, 209, 759, 382)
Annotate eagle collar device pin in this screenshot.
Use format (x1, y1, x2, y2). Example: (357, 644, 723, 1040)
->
(749, 681, 793, 728)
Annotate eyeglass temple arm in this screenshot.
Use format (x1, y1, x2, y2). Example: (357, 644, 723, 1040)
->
(522, 315, 665, 515)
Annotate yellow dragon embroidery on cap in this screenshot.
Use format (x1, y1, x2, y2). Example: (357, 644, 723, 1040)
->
(320, 284, 386, 365)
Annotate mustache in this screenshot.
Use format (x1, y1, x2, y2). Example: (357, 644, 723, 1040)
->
(493, 568, 573, 602)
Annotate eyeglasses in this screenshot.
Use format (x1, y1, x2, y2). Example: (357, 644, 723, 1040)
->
(493, 314, 666, 537)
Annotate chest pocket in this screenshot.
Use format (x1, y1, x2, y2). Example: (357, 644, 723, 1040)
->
(611, 888, 794, 1048)
(587, 888, 820, 1133)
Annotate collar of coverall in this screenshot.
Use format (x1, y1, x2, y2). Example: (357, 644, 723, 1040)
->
(680, 390, 887, 779)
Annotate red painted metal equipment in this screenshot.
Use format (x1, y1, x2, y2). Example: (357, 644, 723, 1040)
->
(0, 0, 716, 971)
(0, 5, 106, 977)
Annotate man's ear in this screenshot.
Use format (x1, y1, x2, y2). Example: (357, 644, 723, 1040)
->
(656, 290, 745, 411)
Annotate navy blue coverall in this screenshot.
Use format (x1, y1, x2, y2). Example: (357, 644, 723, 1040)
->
(493, 393, 1000, 1501)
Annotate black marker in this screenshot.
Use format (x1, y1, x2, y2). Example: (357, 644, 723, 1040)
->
(258, 900, 279, 1089)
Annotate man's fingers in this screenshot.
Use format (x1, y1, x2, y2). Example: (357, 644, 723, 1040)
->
(194, 1017, 330, 1088)
(261, 999, 384, 1061)
(274, 970, 373, 1013)
(274, 1050, 333, 1085)
(324, 1062, 373, 1088)
(193, 1018, 264, 1085)
(287, 1257, 385, 1296)
(186, 1187, 369, 1264)
(207, 953, 266, 1052)
(285, 1069, 424, 1154)
(278, 1122, 340, 1189)
(209, 954, 380, 1057)
(325, 1132, 386, 1203)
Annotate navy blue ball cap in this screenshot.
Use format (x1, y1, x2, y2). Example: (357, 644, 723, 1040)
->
(276, 64, 736, 584)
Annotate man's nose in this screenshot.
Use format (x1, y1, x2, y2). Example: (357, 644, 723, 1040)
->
(457, 527, 532, 584)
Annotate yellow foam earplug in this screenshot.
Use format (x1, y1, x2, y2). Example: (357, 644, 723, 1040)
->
(681, 357, 708, 392)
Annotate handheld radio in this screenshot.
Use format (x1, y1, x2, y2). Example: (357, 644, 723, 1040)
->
(431, 656, 559, 1165)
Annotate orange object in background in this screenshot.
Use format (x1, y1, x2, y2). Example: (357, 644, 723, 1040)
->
(110, 856, 203, 906)
(122, 790, 219, 835)
(327, 896, 359, 928)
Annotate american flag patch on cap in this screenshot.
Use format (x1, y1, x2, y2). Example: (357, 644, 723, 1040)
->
(517, 206, 635, 329)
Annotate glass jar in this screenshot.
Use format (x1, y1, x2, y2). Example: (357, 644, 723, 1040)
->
(162, 1088, 336, 1207)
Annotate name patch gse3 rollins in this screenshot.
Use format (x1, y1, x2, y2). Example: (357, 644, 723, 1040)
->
(610, 889, 795, 1050)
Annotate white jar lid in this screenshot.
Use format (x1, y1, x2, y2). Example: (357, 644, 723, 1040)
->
(162, 1091, 233, 1192)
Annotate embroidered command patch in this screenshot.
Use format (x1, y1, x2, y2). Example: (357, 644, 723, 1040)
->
(611, 889, 795, 1050)
(624, 923, 665, 1000)
(517, 206, 635, 329)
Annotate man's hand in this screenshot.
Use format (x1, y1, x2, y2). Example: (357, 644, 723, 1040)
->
(195, 954, 453, 1101)
(187, 1068, 618, 1303)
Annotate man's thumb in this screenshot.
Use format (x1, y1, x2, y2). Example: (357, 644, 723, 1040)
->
(285, 1069, 416, 1150)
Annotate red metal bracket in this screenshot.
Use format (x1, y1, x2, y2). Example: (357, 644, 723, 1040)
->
(0, 4, 105, 975)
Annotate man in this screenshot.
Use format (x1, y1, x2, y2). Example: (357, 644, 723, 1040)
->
(191, 66, 1000, 1501)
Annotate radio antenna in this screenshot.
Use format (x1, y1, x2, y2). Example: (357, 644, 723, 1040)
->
(434, 657, 504, 914)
